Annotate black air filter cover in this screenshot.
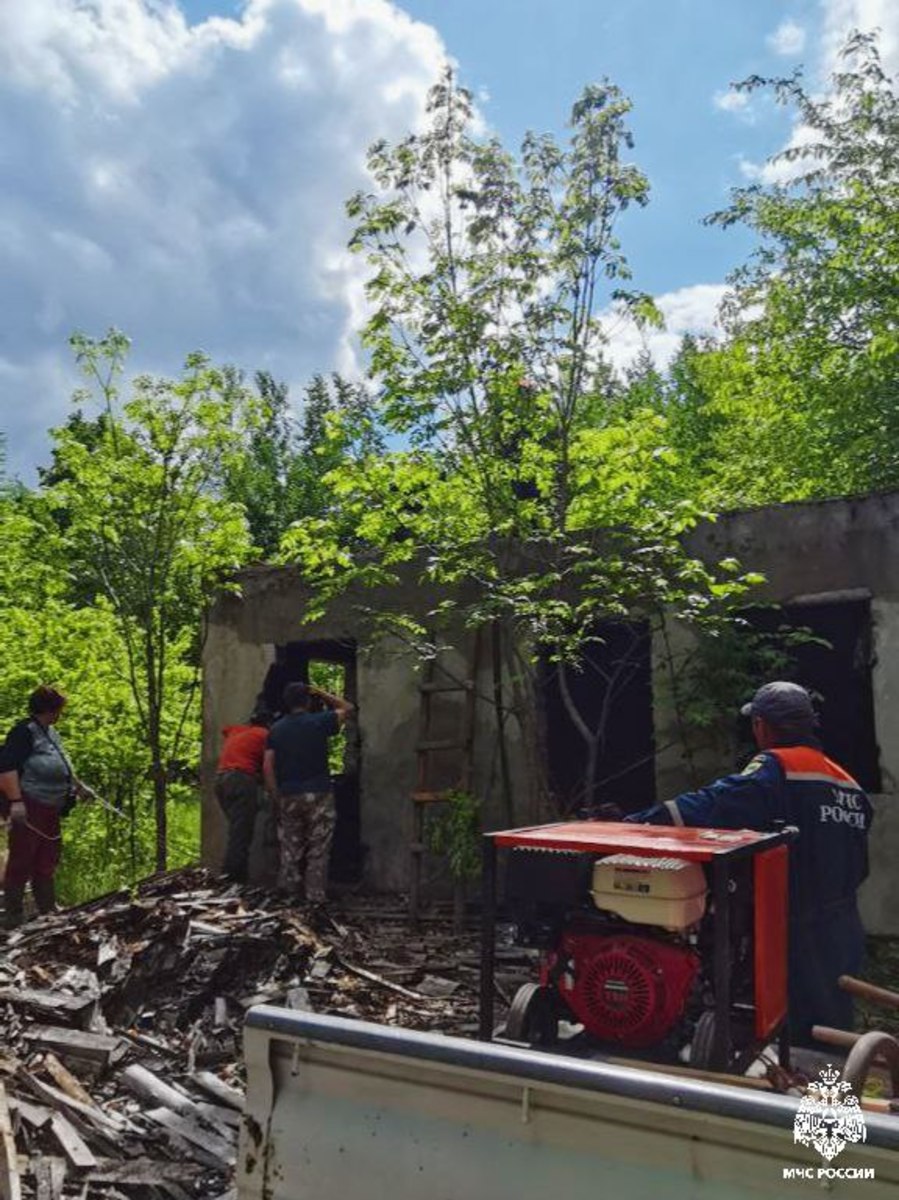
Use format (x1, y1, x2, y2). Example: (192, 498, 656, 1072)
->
(505, 848, 594, 911)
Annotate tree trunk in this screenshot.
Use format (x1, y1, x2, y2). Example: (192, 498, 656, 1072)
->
(584, 735, 601, 812)
(491, 621, 515, 826)
(507, 637, 553, 823)
(127, 785, 138, 883)
(152, 759, 167, 872)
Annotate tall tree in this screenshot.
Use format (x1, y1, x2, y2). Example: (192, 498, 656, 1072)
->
(51, 331, 254, 868)
(696, 32, 899, 500)
(282, 72, 757, 814)
(221, 370, 296, 558)
(222, 371, 383, 557)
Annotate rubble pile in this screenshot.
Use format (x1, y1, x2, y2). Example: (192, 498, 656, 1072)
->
(0, 867, 518, 1200)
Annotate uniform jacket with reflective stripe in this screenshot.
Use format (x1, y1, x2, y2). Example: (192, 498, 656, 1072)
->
(626, 744, 873, 923)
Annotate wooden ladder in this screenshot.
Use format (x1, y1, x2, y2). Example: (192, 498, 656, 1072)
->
(408, 632, 480, 921)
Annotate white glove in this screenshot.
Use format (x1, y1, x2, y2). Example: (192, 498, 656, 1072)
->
(9, 800, 26, 824)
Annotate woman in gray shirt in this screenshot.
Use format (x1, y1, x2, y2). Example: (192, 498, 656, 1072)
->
(0, 686, 81, 929)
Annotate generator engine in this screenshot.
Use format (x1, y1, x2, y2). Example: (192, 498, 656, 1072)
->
(506, 848, 725, 1054)
(552, 931, 699, 1047)
(490, 820, 791, 1073)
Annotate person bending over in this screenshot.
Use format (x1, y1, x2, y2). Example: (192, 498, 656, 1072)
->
(214, 707, 273, 883)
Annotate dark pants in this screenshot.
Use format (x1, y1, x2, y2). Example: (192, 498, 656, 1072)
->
(3, 795, 61, 888)
(2, 795, 61, 927)
(789, 903, 864, 1047)
(214, 770, 259, 882)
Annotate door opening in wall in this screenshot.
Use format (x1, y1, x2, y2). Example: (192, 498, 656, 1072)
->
(260, 639, 363, 883)
(741, 598, 881, 793)
(539, 621, 656, 817)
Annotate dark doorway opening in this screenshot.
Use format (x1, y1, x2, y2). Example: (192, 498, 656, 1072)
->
(741, 597, 880, 792)
(260, 638, 363, 883)
(540, 622, 656, 817)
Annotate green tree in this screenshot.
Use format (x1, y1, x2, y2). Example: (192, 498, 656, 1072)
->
(50, 331, 255, 869)
(690, 32, 899, 503)
(222, 371, 383, 557)
(220, 371, 295, 558)
(0, 488, 173, 903)
(292, 373, 384, 520)
(282, 72, 758, 816)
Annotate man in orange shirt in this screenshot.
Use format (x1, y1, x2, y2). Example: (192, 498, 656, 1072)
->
(214, 707, 273, 883)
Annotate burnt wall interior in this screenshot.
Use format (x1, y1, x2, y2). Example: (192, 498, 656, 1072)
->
(260, 638, 363, 884)
(539, 621, 656, 816)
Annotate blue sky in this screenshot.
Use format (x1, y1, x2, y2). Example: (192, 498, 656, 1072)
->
(397, 0, 799, 294)
(176, 0, 806, 293)
(1, 1, 895, 479)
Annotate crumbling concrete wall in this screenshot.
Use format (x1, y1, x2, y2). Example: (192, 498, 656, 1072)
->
(204, 492, 899, 932)
(201, 567, 548, 893)
(653, 491, 899, 936)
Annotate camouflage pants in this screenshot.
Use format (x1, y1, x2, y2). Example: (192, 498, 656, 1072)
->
(277, 792, 335, 902)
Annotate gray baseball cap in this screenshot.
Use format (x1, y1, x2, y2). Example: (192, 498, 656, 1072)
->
(741, 681, 816, 726)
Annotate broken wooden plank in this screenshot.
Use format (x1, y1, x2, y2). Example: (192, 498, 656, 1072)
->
(120, 1064, 195, 1115)
(25, 1026, 119, 1065)
(20, 1074, 127, 1135)
(48, 1114, 96, 1171)
(85, 1159, 206, 1186)
(118, 1030, 179, 1058)
(0, 989, 93, 1017)
(190, 1071, 244, 1112)
(40, 1054, 95, 1109)
(32, 1156, 65, 1200)
(337, 958, 438, 1002)
(0, 1083, 21, 1200)
(7, 1098, 52, 1130)
(144, 1108, 236, 1166)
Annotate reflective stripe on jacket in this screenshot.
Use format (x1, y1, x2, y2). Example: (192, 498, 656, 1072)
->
(626, 743, 872, 922)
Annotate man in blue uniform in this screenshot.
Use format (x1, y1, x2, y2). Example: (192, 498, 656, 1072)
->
(626, 682, 873, 1046)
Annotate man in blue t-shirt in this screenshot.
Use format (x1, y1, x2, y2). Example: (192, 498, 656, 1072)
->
(264, 681, 354, 903)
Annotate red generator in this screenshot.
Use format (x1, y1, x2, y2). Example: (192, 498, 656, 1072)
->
(478, 822, 794, 1073)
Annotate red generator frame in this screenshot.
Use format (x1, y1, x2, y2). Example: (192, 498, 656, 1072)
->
(479, 821, 794, 1072)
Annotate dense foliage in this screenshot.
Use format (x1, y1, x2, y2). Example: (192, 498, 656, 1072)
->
(0, 350, 368, 899)
(661, 34, 899, 508)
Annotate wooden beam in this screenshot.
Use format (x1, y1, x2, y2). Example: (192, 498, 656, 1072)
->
(0, 1083, 21, 1200)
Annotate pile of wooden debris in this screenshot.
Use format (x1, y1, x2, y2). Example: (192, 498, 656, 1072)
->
(0, 867, 523, 1200)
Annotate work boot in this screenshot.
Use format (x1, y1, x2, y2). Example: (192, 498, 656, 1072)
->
(3, 885, 25, 930)
(31, 876, 57, 915)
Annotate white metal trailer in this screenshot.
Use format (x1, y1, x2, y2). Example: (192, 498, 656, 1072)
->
(237, 1006, 899, 1200)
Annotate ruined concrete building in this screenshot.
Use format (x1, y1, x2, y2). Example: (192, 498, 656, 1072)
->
(201, 490, 899, 935)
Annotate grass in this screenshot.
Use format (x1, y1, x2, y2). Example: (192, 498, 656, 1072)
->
(856, 936, 899, 1038)
(55, 794, 201, 905)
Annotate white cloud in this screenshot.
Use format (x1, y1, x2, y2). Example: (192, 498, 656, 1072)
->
(602, 283, 727, 374)
(713, 89, 752, 116)
(737, 2, 899, 186)
(736, 121, 820, 184)
(821, 0, 899, 74)
(767, 19, 807, 56)
(0, 0, 449, 481)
